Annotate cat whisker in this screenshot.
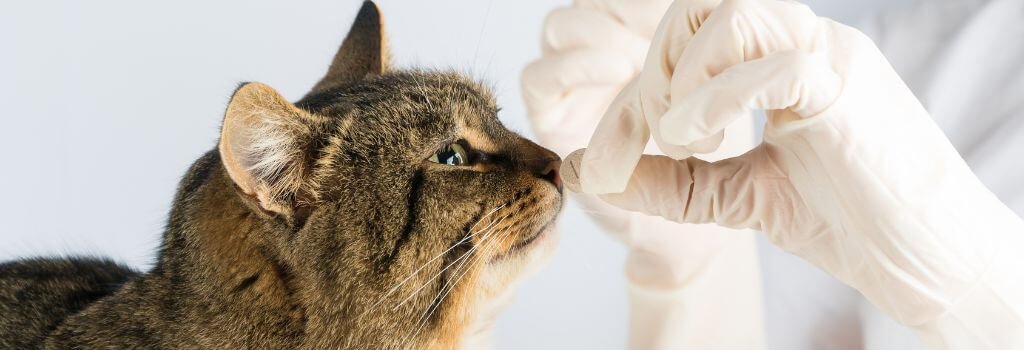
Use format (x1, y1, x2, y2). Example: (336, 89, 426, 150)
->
(465, 205, 511, 235)
(390, 218, 507, 312)
(470, 0, 495, 70)
(354, 204, 509, 320)
(402, 253, 477, 346)
(388, 205, 508, 291)
(414, 73, 434, 110)
(400, 233, 487, 346)
(402, 223, 516, 347)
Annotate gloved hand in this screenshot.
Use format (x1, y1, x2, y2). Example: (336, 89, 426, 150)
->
(522, 1, 765, 349)
(564, 0, 1024, 348)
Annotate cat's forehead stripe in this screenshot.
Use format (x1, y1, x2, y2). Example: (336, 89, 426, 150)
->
(459, 128, 499, 154)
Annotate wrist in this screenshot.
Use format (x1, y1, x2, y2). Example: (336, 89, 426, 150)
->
(911, 234, 1024, 349)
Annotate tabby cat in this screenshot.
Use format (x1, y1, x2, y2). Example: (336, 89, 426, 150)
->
(0, 2, 564, 349)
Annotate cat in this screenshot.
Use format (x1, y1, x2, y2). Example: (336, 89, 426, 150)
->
(0, 2, 564, 349)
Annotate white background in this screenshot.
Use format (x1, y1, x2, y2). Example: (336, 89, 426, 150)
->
(0, 1, 908, 348)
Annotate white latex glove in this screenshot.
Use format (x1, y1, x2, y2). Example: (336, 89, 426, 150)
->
(522, 0, 765, 348)
(564, 0, 1024, 348)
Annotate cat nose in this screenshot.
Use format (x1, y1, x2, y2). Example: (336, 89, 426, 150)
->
(539, 158, 562, 191)
(533, 157, 562, 191)
(520, 138, 563, 191)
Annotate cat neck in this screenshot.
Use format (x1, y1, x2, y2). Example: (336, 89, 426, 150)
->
(150, 150, 310, 346)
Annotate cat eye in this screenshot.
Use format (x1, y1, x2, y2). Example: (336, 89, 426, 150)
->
(428, 143, 469, 166)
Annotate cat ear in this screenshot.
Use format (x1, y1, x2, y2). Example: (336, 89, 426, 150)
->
(309, 1, 391, 93)
(219, 82, 317, 214)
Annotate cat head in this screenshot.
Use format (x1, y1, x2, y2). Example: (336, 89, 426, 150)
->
(216, 1, 562, 347)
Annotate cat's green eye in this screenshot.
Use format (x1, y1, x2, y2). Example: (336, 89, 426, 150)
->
(428, 143, 469, 166)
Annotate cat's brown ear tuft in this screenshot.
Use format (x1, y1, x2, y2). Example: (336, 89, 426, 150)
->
(309, 1, 391, 94)
(220, 82, 318, 215)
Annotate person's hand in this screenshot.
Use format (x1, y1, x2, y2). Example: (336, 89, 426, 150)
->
(564, 0, 1024, 346)
(522, 0, 662, 159)
(522, 0, 654, 236)
(522, 1, 765, 348)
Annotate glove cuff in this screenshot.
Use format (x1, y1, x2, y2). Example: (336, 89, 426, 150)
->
(913, 231, 1024, 349)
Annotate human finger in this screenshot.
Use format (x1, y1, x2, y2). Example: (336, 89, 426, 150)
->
(660, 50, 841, 146)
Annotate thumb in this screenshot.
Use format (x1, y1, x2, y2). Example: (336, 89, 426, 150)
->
(575, 79, 653, 194)
(566, 148, 768, 229)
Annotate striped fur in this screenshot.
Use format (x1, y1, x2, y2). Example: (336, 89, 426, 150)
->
(0, 2, 563, 349)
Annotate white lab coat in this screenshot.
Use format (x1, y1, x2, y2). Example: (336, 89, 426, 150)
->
(761, 0, 1024, 348)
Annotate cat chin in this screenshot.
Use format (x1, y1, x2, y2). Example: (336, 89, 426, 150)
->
(515, 223, 560, 277)
(491, 222, 559, 274)
(476, 223, 560, 306)
(458, 226, 559, 349)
